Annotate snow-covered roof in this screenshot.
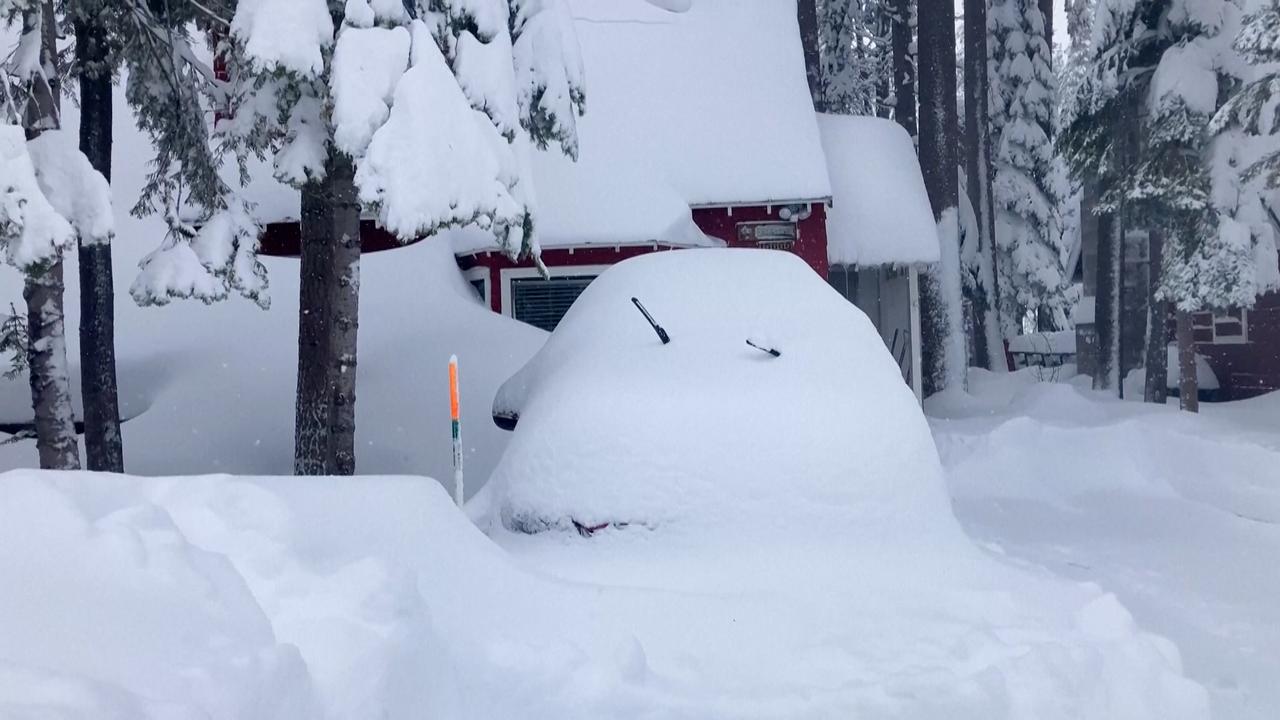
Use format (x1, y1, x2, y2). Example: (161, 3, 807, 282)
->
(254, 0, 829, 253)
(817, 114, 940, 267)
(456, 0, 834, 253)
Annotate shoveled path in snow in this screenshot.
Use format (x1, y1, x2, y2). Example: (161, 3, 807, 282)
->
(930, 375, 1280, 720)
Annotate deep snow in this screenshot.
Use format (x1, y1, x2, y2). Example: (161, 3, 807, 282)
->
(930, 369, 1280, 720)
(0, 250, 1233, 720)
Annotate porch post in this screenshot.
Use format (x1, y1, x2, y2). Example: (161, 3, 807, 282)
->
(908, 265, 924, 402)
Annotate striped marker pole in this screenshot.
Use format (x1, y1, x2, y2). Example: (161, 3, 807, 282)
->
(449, 354, 463, 506)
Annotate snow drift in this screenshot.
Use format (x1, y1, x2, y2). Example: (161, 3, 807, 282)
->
(474, 248, 1209, 718)
(0, 461, 1211, 720)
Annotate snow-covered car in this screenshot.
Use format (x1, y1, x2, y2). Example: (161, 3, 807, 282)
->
(488, 247, 943, 535)
(481, 249, 1208, 718)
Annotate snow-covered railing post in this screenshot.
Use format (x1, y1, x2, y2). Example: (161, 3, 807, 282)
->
(449, 355, 463, 507)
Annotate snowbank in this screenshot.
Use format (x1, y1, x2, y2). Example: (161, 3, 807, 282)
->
(476, 249, 1208, 718)
(0, 466, 1212, 720)
(930, 374, 1280, 719)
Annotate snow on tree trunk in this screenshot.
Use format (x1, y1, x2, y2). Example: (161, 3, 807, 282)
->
(24, 261, 80, 469)
(1175, 309, 1198, 412)
(891, 0, 917, 139)
(917, 0, 966, 394)
(18, 3, 81, 470)
(74, 9, 124, 472)
(1143, 230, 1168, 403)
(326, 151, 360, 476)
(1093, 199, 1122, 392)
(963, 0, 1002, 371)
(294, 177, 334, 476)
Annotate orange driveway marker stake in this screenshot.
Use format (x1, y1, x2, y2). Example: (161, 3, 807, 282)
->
(449, 355, 463, 506)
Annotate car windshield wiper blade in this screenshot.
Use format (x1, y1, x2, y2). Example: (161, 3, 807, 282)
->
(631, 297, 670, 345)
(746, 338, 781, 357)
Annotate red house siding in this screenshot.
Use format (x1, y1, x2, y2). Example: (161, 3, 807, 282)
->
(456, 202, 831, 314)
(458, 244, 684, 314)
(691, 203, 829, 279)
(1195, 290, 1280, 400)
(260, 220, 418, 256)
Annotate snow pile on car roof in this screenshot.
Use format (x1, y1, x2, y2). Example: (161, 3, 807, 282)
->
(486, 247, 955, 538)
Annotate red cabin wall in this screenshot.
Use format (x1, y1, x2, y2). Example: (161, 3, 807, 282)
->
(691, 203, 829, 279)
(260, 220, 420, 256)
(456, 202, 831, 315)
(1195, 290, 1280, 400)
(457, 244, 684, 314)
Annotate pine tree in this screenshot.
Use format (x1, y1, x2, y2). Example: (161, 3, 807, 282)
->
(917, 0, 966, 394)
(962, 0, 1001, 370)
(1063, 0, 1276, 410)
(1211, 0, 1280, 187)
(69, 0, 126, 471)
(2, 0, 116, 469)
(1059, 0, 1156, 393)
(219, 0, 584, 474)
(890, 0, 917, 136)
(988, 0, 1069, 332)
(818, 0, 892, 116)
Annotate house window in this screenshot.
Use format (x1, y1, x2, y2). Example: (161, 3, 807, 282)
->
(463, 267, 490, 306)
(1192, 308, 1248, 344)
(508, 274, 597, 331)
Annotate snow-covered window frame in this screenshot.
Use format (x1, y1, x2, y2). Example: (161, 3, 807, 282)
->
(1192, 309, 1249, 345)
(464, 267, 490, 306)
(500, 264, 611, 327)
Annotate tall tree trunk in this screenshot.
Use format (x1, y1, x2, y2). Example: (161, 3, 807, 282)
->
(917, 0, 966, 394)
(963, 0, 1002, 371)
(25, 262, 80, 469)
(891, 0, 917, 139)
(1143, 230, 1168, 403)
(23, 2, 80, 470)
(798, 0, 824, 109)
(1040, 0, 1053, 64)
(1176, 309, 1198, 412)
(294, 177, 334, 475)
(1093, 203, 1121, 392)
(326, 153, 360, 476)
(74, 9, 124, 472)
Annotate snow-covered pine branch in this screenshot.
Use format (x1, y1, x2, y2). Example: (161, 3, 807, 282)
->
(1210, 0, 1280, 187)
(0, 126, 75, 271)
(816, 0, 892, 116)
(121, 0, 273, 309)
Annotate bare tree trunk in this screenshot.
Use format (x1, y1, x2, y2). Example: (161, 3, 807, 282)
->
(891, 0, 917, 139)
(963, 0, 1002, 371)
(917, 0, 966, 395)
(22, 2, 80, 470)
(326, 153, 360, 476)
(798, 0, 824, 109)
(1176, 309, 1198, 412)
(74, 8, 124, 472)
(295, 177, 334, 475)
(1143, 231, 1168, 403)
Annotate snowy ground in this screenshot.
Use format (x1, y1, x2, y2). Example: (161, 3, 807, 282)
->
(929, 369, 1280, 720)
